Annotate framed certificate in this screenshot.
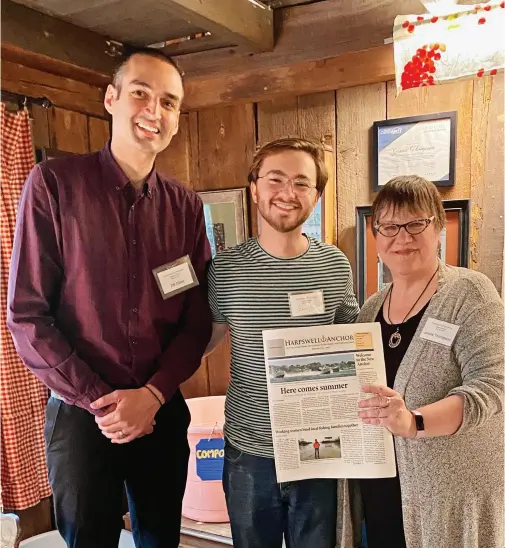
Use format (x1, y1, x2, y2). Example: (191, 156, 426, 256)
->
(372, 112, 456, 192)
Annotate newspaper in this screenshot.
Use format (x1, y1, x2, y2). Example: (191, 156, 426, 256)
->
(263, 322, 396, 482)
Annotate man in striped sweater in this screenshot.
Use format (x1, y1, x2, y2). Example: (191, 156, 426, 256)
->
(206, 137, 359, 548)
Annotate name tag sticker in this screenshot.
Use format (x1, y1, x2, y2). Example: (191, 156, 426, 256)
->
(288, 290, 325, 317)
(152, 255, 199, 299)
(420, 317, 460, 347)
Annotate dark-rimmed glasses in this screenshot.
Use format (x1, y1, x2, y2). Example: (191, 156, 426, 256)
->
(375, 216, 435, 237)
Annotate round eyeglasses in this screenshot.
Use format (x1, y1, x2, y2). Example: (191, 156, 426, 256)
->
(256, 174, 316, 197)
(375, 216, 435, 237)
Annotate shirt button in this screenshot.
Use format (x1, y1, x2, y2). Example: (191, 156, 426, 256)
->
(116, 186, 120, 191)
(132, 274, 137, 279)
(131, 205, 135, 210)
(132, 340, 137, 346)
(133, 308, 138, 313)
(132, 240, 136, 245)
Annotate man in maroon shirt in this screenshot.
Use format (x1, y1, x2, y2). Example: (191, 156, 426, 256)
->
(7, 48, 212, 547)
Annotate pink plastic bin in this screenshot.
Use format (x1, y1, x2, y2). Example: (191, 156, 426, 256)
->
(182, 395, 229, 523)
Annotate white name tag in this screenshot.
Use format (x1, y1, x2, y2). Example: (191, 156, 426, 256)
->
(152, 255, 199, 299)
(288, 290, 325, 317)
(420, 317, 460, 347)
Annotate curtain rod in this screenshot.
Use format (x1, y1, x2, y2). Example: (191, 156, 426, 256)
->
(1, 91, 53, 109)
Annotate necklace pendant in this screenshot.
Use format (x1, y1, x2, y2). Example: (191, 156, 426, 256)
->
(389, 329, 401, 349)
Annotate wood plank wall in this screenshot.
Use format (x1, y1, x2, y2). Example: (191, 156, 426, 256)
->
(157, 77, 504, 400)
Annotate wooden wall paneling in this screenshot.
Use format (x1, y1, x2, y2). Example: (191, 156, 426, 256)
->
(88, 116, 110, 152)
(386, 80, 474, 201)
(1, 60, 106, 117)
(470, 78, 493, 274)
(478, 76, 504, 292)
(180, 360, 210, 399)
(30, 104, 50, 149)
(194, 103, 256, 397)
(196, 103, 256, 192)
(297, 92, 337, 245)
(155, 113, 194, 188)
(336, 83, 386, 280)
(256, 96, 299, 145)
(49, 107, 89, 153)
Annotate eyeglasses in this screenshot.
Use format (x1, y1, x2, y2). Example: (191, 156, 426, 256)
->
(375, 216, 435, 237)
(256, 174, 316, 197)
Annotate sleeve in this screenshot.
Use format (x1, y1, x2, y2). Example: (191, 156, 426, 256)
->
(448, 293, 504, 434)
(148, 197, 213, 402)
(334, 263, 360, 324)
(6, 165, 113, 414)
(208, 257, 227, 323)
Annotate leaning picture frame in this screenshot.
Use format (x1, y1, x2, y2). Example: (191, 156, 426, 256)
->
(372, 112, 457, 192)
(199, 188, 249, 257)
(355, 199, 470, 306)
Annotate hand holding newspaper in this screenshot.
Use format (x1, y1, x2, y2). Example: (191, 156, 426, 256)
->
(263, 322, 396, 483)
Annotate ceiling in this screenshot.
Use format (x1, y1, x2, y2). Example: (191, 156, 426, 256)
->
(9, 0, 318, 56)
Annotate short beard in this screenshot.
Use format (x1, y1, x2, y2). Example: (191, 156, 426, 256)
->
(257, 200, 313, 233)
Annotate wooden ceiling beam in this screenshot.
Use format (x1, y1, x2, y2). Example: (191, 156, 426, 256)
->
(1, 0, 119, 86)
(161, 0, 274, 52)
(183, 44, 395, 111)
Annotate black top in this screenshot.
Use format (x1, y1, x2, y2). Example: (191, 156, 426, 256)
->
(360, 300, 429, 548)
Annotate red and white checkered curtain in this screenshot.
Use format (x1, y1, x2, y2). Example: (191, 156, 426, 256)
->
(0, 103, 51, 510)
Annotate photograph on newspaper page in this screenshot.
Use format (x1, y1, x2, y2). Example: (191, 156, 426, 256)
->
(263, 322, 396, 483)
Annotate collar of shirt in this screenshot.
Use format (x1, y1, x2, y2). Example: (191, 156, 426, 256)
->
(99, 140, 157, 199)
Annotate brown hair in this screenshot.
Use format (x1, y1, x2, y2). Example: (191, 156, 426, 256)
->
(372, 175, 446, 235)
(248, 137, 328, 195)
(112, 47, 184, 96)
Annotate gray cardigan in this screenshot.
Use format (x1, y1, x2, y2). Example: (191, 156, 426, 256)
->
(337, 263, 504, 548)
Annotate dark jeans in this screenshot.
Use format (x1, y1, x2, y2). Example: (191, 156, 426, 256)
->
(45, 391, 190, 548)
(223, 442, 338, 548)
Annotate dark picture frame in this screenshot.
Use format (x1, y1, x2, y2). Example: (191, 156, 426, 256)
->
(372, 111, 457, 192)
(356, 199, 470, 306)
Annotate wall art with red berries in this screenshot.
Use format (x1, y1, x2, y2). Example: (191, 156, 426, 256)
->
(393, 2, 504, 93)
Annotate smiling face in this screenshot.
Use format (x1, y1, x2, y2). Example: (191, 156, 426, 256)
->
(375, 205, 441, 277)
(251, 150, 320, 234)
(104, 54, 183, 158)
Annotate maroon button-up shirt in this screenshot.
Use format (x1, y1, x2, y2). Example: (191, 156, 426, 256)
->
(7, 143, 212, 414)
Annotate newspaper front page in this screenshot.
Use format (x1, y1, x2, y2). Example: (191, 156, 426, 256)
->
(263, 322, 396, 483)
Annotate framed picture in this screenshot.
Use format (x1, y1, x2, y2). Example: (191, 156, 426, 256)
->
(199, 188, 249, 257)
(372, 112, 457, 192)
(356, 199, 470, 306)
(35, 148, 74, 162)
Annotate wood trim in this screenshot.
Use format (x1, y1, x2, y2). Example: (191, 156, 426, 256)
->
(183, 45, 395, 111)
(163, 0, 274, 52)
(1, 0, 117, 85)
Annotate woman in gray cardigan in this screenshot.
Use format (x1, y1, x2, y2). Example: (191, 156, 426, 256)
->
(341, 176, 503, 548)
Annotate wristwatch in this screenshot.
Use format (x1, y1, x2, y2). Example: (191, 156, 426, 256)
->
(412, 410, 425, 438)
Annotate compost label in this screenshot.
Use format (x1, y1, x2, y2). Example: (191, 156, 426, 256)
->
(195, 438, 225, 481)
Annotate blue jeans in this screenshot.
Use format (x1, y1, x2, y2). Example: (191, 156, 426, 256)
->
(223, 442, 338, 548)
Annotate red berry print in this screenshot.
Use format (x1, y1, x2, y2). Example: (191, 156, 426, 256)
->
(402, 20, 410, 28)
(478, 17, 486, 24)
(417, 16, 424, 21)
(431, 16, 439, 23)
(477, 68, 485, 77)
(490, 69, 498, 75)
(484, 5, 491, 11)
(408, 24, 415, 33)
(501, 2, 505, 8)
(401, 43, 444, 89)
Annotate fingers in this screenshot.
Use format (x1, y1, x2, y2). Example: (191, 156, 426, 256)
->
(111, 425, 154, 444)
(361, 384, 397, 397)
(90, 390, 119, 411)
(358, 406, 391, 420)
